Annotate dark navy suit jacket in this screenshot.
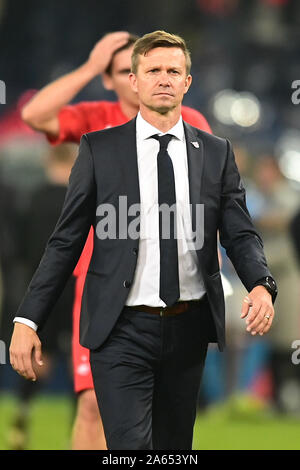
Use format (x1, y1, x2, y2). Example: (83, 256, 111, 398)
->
(16, 118, 272, 351)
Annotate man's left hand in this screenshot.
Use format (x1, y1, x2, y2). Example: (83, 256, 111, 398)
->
(240, 286, 274, 336)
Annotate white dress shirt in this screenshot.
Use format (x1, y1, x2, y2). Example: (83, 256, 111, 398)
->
(14, 112, 206, 330)
(125, 112, 205, 306)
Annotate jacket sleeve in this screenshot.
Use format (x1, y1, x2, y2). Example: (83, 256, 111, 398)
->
(15, 134, 96, 329)
(219, 139, 271, 292)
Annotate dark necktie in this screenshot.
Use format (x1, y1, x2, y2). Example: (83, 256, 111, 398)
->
(152, 134, 180, 307)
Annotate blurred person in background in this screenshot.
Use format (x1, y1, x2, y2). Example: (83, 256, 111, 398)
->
(0, 176, 24, 370)
(8, 143, 76, 450)
(21, 31, 212, 449)
(252, 155, 300, 413)
(0, 91, 48, 412)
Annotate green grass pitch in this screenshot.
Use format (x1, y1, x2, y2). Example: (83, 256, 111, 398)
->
(0, 393, 300, 450)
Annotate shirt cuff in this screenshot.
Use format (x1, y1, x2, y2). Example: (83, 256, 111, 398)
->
(13, 317, 38, 331)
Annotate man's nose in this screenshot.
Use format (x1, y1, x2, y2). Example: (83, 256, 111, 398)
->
(158, 71, 170, 86)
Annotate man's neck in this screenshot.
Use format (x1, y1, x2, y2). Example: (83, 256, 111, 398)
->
(139, 105, 182, 133)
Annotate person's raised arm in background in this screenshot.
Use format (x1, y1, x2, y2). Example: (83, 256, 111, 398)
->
(21, 32, 130, 138)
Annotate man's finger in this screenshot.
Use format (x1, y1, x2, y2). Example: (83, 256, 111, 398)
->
(109, 35, 131, 52)
(109, 31, 130, 41)
(16, 353, 27, 378)
(257, 315, 270, 335)
(100, 32, 129, 49)
(245, 302, 261, 327)
(240, 296, 252, 318)
(34, 342, 43, 367)
(259, 313, 274, 335)
(23, 352, 36, 381)
(250, 308, 273, 335)
(9, 350, 16, 371)
(11, 351, 22, 376)
(107, 31, 129, 38)
(246, 304, 266, 332)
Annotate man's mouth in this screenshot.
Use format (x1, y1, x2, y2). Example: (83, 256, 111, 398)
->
(154, 92, 173, 97)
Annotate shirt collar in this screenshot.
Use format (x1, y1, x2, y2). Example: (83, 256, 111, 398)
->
(136, 111, 184, 142)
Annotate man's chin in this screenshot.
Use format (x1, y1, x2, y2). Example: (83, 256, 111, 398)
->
(148, 104, 176, 115)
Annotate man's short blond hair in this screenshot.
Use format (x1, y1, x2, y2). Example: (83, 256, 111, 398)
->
(131, 30, 191, 75)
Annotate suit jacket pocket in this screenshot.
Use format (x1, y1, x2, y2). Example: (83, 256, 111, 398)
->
(86, 270, 102, 277)
(208, 271, 221, 280)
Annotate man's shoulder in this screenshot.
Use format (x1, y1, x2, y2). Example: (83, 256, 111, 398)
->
(83, 118, 135, 142)
(67, 100, 122, 123)
(72, 100, 119, 111)
(183, 120, 227, 148)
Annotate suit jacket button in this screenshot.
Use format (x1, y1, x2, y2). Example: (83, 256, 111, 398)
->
(133, 248, 138, 256)
(123, 280, 131, 288)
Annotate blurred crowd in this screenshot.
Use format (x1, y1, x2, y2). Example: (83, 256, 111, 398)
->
(0, 0, 300, 448)
(200, 147, 300, 414)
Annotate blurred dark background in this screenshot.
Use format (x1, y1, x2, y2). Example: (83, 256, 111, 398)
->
(1, 0, 300, 146)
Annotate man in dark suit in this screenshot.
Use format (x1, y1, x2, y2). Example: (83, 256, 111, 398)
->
(10, 30, 277, 450)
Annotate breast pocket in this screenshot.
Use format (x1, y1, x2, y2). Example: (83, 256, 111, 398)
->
(208, 271, 221, 280)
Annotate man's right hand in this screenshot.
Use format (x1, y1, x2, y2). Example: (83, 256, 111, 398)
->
(10, 323, 43, 381)
(85, 31, 130, 76)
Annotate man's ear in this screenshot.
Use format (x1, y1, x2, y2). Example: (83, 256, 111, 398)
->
(184, 74, 192, 94)
(129, 72, 138, 93)
(102, 73, 114, 91)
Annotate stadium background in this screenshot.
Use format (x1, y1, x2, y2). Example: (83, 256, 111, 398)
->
(0, 0, 300, 450)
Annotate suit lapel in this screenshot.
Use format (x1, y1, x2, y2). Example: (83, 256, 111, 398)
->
(118, 118, 140, 205)
(183, 121, 204, 234)
(117, 118, 141, 237)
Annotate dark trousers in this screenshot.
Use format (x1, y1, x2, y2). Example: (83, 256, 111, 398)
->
(90, 295, 211, 450)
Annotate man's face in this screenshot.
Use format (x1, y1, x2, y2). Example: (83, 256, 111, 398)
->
(129, 47, 192, 114)
(103, 46, 139, 108)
